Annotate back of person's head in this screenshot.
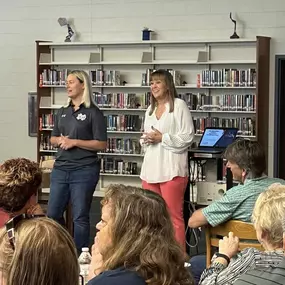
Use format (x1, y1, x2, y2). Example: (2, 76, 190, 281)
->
(252, 183, 285, 248)
(0, 217, 79, 285)
(223, 139, 266, 178)
(100, 184, 193, 285)
(0, 158, 42, 213)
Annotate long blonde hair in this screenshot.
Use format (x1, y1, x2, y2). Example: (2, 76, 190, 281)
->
(66, 70, 96, 108)
(149, 69, 178, 116)
(100, 184, 194, 285)
(0, 217, 79, 285)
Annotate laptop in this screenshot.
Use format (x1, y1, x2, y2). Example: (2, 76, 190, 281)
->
(191, 127, 238, 154)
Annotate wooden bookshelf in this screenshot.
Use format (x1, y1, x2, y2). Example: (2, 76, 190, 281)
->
(36, 36, 271, 194)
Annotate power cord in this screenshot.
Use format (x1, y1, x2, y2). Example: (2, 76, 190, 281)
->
(185, 159, 207, 253)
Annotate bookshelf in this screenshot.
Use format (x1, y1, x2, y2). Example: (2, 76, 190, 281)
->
(36, 36, 271, 195)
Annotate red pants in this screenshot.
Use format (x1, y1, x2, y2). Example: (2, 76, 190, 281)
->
(142, 176, 188, 250)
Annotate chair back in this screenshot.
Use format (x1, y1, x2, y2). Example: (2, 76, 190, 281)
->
(205, 220, 264, 267)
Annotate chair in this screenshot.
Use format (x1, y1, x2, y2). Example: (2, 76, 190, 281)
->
(205, 220, 264, 267)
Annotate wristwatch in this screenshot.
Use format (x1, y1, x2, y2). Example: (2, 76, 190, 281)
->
(215, 253, 230, 264)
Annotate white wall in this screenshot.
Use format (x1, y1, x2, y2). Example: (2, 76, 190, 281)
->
(0, 0, 284, 175)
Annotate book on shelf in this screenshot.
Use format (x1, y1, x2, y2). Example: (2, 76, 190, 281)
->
(100, 157, 139, 175)
(105, 114, 144, 132)
(39, 113, 55, 130)
(105, 138, 141, 154)
(93, 92, 151, 109)
(178, 93, 256, 112)
(193, 117, 255, 136)
(40, 134, 58, 151)
(40, 69, 70, 86)
(199, 68, 256, 87)
(89, 70, 120, 86)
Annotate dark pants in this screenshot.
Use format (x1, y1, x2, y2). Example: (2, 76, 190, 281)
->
(47, 165, 100, 252)
(189, 254, 207, 285)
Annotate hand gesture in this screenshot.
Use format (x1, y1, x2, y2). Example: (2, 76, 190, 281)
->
(88, 237, 103, 281)
(58, 135, 75, 150)
(26, 203, 45, 215)
(142, 126, 162, 144)
(218, 232, 239, 259)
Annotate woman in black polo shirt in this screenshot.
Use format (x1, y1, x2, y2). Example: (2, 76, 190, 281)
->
(48, 70, 107, 252)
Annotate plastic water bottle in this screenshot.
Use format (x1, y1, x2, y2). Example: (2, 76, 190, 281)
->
(78, 247, 92, 285)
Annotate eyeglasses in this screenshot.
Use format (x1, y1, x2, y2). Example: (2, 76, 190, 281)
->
(5, 213, 45, 250)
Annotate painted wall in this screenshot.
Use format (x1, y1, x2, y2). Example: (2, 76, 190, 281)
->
(1, 0, 284, 175)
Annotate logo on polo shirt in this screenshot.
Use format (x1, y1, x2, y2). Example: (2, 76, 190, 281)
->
(76, 113, 86, 121)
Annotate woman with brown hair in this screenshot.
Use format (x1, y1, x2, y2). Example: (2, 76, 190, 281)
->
(87, 184, 194, 285)
(140, 69, 194, 249)
(0, 217, 79, 285)
(0, 157, 44, 227)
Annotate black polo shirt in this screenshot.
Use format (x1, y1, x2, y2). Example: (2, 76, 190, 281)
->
(51, 103, 107, 170)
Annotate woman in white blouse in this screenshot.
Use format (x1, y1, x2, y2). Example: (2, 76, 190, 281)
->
(140, 69, 195, 249)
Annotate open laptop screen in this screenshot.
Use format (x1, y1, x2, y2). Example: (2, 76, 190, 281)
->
(199, 128, 238, 148)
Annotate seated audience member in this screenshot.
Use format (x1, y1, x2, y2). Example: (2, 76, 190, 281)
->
(199, 183, 285, 285)
(235, 202, 285, 283)
(0, 216, 79, 285)
(188, 139, 285, 228)
(188, 140, 285, 284)
(87, 184, 194, 285)
(0, 158, 44, 226)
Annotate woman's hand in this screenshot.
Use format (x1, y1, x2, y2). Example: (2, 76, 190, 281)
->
(143, 127, 162, 144)
(26, 203, 45, 215)
(88, 237, 103, 281)
(58, 135, 76, 150)
(218, 231, 239, 259)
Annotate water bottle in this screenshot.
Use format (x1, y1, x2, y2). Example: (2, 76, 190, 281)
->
(78, 247, 92, 285)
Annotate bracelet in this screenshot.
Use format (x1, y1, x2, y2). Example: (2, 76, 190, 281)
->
(215, 253, 230, 264)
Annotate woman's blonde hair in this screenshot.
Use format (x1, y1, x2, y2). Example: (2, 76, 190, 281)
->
(0, 217, 79, 285)
(252, 183, 285, 247)
(66, 70, 95, 108)
(149, 69, 178, 116)
(100, 184, 193, 285)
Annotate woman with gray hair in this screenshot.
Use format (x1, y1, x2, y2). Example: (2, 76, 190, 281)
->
(199, 183, 285, 285)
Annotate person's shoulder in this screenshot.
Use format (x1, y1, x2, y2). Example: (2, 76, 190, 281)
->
(236, 258, 285, 284)
(174, 98, 189, 113)
(88, 104, 104, 116)
(88, 268, 146, 285)
(225, 183, 244, 195)
(174, 97, 187, 108)
(265, 177, 285, 185)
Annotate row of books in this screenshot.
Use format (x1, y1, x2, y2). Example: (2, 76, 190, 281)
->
(39, 114, 55, 129)
(92, 92, 255, 112)
(39, 68, 256, 89)
(40, 134, 57, 151)
(39, 69, 69, 86)
(100, 158, 139, 175)
(104, 138, 142, 154)
(93, 92, 150, 109)
(181, 93, 256, 111)
(89, 70, 120, 86)
(197, 68, 256, 87)
(105, 115, 144, 132)
(193, 117, 255, 136)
